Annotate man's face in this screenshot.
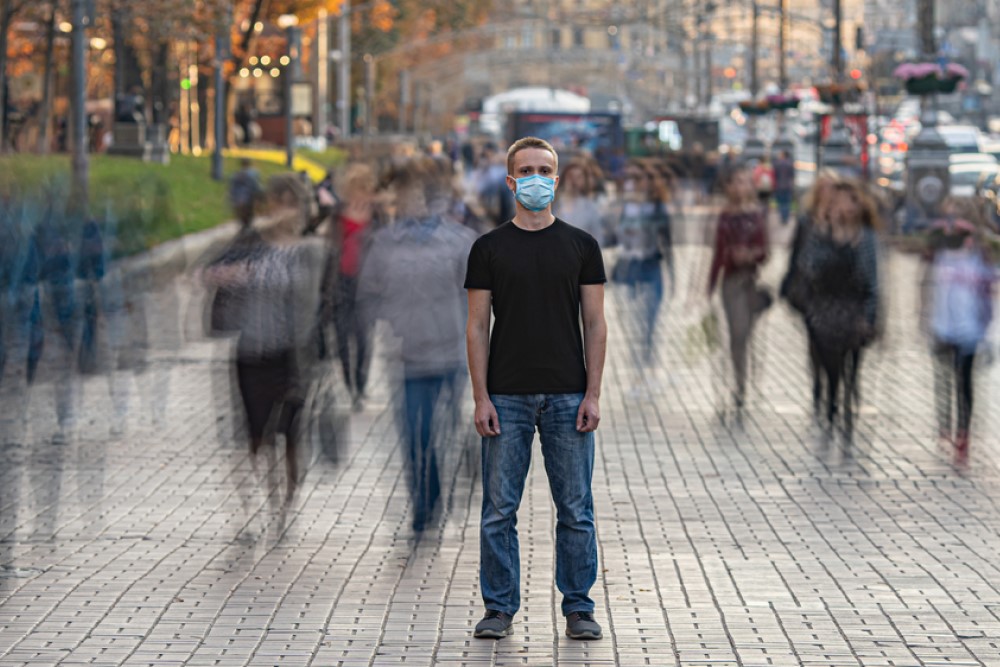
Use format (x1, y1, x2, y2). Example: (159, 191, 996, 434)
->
(507, 147, 559, 193)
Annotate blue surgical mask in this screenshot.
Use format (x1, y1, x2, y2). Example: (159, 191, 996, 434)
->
(513, 174, 556, 211)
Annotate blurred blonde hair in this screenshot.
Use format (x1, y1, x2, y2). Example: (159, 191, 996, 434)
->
(342, 162, 376, 201)
(942, 195, 989, 231)
(801, 168, 842, 216)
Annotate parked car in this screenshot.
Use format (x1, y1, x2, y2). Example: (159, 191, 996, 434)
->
(949, 152, 998, 166)
(937, 124, 986, 154)
(949, 162, 1000, 198)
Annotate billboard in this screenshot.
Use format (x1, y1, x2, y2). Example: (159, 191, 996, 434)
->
(506, 112, 624, 173)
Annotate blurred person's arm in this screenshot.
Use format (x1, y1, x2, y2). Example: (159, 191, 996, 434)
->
(577, 284, 606, 433)
(356, 234, 386, 331)
(708, 214, 727, 295)
(466, 288, 499, 437)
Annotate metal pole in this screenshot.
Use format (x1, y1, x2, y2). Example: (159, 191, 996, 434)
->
(315, 8, 328, 139)
(363, 53, 374, 146)
(338, 7, 350, 138)
(70, 0, 89, 211)
(398, 69, 409, 133)
(918, 0, 935, 57)
(750, 1, 759, 97)
(285, 26, 295, 168)
(832, 0, 843, 83)
(779, 0, 787, 89)
(212, 4, 230, 181)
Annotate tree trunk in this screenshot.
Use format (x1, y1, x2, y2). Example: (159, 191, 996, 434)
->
(150, 39, 169, 125)
(231, 0, 265, 72)
(37, 1, 57, 153)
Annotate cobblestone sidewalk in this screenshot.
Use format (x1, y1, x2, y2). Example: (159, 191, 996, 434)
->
(2, 221, 1000, 666)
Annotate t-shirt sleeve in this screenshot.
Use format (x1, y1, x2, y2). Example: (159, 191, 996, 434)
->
(464, 237, 492, 290)
(579, 238, 607, 285)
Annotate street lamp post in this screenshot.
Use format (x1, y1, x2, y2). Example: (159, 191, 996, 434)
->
(338, 7, 351, 139)
(279, 14, 300, 168)
(904, 0, 949, 232)
(820, 0, 856, 174)
(70, 0, 90, 211)
(212, 3, 231, 181)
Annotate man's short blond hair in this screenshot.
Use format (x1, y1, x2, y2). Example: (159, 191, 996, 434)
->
(506, 136, 558, 175)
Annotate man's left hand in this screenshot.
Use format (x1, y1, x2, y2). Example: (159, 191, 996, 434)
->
(576, 396, 601, 433)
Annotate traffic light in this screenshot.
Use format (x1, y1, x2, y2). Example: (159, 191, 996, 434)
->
(850, 69, 863, 80)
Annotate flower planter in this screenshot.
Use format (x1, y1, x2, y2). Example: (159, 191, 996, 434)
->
(738, 103, 770, 116)
(905, 76, 940, 95)
(937, 77, 960, 94)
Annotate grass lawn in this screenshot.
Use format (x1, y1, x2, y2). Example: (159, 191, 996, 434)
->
(0, 152, 311, 254)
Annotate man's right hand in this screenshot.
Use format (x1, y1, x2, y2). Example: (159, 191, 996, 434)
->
(474, 398, 501, 437)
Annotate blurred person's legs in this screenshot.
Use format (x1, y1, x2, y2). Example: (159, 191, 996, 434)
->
(480, 394, 536, 617)
(402, 373, 448, 531)
(636, 260, 664, 363)
(333, 275, 370, 400)
(721, 271, 755, 407)
(933, 342, 954, 440)
(237, 352, 297, 504)
(955, 347, 975, 450)
(776, 192, 793, 225)
(808, 330, 823, 419)
(538, 393, 597, 617)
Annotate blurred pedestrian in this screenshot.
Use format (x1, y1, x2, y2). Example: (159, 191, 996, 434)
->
(465, 137, 607, 641)
(921, 197, 996, 459)
(752, 155, 775, 214)
(320, 162, 383, 409)
(475, 142, 516, 228)
(204, 178, 312, 525)
(781, 170, 841, 418)
(229, 158, 263, 228)
(611, 160, 674, 364)
(358, 158, 476, 532)
(555, 158, 609, 247)
(793, 180, 880, 439)
(773, 149, 795, 225)
(708, 166, 771, 415)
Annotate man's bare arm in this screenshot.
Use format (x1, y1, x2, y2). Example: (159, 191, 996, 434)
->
(467, 289, 500, 436)
(577, 283, 607, 432)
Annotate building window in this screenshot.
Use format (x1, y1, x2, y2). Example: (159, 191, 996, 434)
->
(551, 28, 561, 50)
(522, 26, 534, 48)
(573, 27, 584, 47)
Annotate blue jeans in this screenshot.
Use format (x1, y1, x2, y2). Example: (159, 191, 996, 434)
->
(401, 370, 460, 530)
(480, 393, 597, 617)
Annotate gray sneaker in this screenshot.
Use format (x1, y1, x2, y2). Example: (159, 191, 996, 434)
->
(474, 610, 513, 639)
(565, 611, 602, 640)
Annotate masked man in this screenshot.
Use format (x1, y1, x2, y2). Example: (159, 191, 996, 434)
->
(464, 136, 608, 641)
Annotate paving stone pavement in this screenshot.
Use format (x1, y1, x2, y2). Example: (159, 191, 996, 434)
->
(3, 213, 1000, 666)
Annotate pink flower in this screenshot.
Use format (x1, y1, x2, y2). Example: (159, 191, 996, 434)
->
(944, 63, 969, 79)
(893, 62, 940, 80)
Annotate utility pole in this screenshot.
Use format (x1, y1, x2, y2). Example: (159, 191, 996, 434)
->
(832, 0, 843, 83)
(315, 8, 328, 140)
(918, 0, 935, 57)
(778, 0, 787, 90)
(750, 1, 759, 97)
(70, 0, 89, 212)
(212, 3, 230, 181)
(282, 16, 302, 168)
(338, 6, 351, 138)
(363, 53, 374, 146)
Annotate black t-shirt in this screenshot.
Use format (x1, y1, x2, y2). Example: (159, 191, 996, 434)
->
(464, 218, 606, 394)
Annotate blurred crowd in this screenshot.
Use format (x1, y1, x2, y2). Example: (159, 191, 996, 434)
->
(1, 140, 998, 545)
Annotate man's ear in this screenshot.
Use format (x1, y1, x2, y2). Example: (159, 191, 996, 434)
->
(506, 175, 516, 193)
(553, 175, 560, 191)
